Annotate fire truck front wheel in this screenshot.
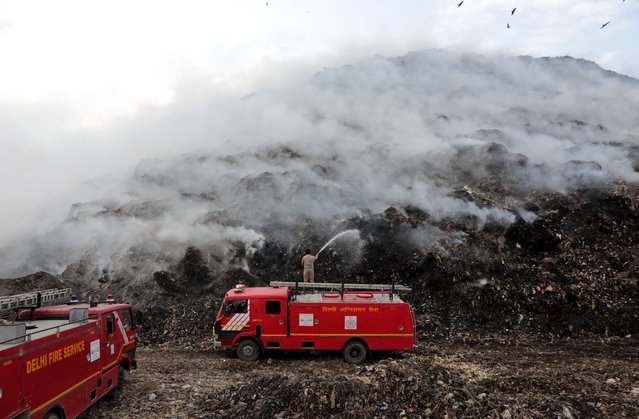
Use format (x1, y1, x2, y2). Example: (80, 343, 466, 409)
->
(106, 365, 126, 399)
(43, 409, 62, 419)
(343, 341, 368, 364)
(236, 339, 261, 361)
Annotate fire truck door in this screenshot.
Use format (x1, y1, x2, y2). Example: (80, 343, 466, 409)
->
(101, 313, 120, 369)
(262, 299, 287, 339)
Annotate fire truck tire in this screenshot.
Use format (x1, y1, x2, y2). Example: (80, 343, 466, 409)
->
(108, 365, 126, 398)
(118, 365, 126, 385)
(236, 339, 261, 361)
(343, 341, 367, 364)
(44, 410, 62, 419)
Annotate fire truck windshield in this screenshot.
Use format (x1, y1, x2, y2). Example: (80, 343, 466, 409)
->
(222, 299, 247, 317)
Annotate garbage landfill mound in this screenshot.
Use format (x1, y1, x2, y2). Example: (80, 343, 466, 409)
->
(2, 51, 639, 417)
(4, 182, 639, 418)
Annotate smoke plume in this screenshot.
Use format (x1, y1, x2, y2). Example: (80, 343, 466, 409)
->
(1, 50, 638, 282)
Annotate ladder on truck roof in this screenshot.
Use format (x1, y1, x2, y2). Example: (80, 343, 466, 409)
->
(269, 281, 411, 292)
(0, 288, 71, 311)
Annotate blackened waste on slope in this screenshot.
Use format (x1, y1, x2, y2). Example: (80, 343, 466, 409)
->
(1, 51, 638, 344)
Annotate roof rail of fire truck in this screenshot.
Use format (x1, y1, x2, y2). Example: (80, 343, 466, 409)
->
(0, 307, 98, 345)
(269, 281, 411, 291)
(0, 288, 72, 311)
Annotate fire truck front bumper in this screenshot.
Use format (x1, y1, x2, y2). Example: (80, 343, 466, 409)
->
(213, 335, 222, 349)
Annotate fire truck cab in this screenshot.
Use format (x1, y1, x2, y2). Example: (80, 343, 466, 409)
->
(0, 289, 138, 419)
(214, 281, 415, 364)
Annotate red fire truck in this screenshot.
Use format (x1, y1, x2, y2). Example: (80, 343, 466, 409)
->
(0, 289, 138, 419)
(214, 281, 415, 364)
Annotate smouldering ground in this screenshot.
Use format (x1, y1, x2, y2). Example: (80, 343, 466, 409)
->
(80, 335, 639, 418)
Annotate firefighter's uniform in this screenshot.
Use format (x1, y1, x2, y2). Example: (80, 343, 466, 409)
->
(301, 254, 318, 283)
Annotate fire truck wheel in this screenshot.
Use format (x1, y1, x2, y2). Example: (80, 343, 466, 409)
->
(236, 339, 261, 361)
(118, 365, 126, 386)
(108, 365, 126, 398)
(343, 341, 367, 364)
(44, 411, 62, 419)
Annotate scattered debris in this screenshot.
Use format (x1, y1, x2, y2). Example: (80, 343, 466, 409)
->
(78, 337, 639, 418)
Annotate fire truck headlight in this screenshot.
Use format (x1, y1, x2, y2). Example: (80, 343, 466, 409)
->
(399, 325, 404, 331)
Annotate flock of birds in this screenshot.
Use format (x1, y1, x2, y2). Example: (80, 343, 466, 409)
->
(456, 1, 625, 30)
(265, 1, 627, 31)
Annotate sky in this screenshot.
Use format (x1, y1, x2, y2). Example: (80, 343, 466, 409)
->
(0, 0, 637, 123)
(0, 0, 638, 254)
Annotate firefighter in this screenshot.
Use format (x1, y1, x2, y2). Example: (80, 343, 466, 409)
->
(301, 249, 319, 283)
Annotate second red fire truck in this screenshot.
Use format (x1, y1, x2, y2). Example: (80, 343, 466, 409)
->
(0, 289, 138, 419)
(214, 281, 415, 364)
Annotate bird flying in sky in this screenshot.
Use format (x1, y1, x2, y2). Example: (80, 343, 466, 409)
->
(458, 1, 464, 7)
(601, 21, 611, 29)
(511, 8, 516, 16)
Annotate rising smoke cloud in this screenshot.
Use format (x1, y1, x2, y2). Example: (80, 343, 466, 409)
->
(1, 50, 638, 278)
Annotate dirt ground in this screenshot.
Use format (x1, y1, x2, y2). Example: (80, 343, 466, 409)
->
(80, 335, 639, 418)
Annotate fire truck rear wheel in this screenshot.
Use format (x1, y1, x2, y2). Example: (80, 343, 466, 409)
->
(44, 411, 62, 419)
(236, 339, 261, 361)
(343, 341, 367, 364)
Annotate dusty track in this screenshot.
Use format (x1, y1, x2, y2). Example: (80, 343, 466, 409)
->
(80, 336, 638, 418)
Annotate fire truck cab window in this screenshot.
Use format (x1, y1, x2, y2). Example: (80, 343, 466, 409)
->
(121, 310, 132, 329)
(106, 314, 114, 335)
(223, 299, 248, 317)
(265, 301, 281, 314)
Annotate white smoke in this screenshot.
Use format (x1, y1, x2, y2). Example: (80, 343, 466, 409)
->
(1, 50, 639, 278)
